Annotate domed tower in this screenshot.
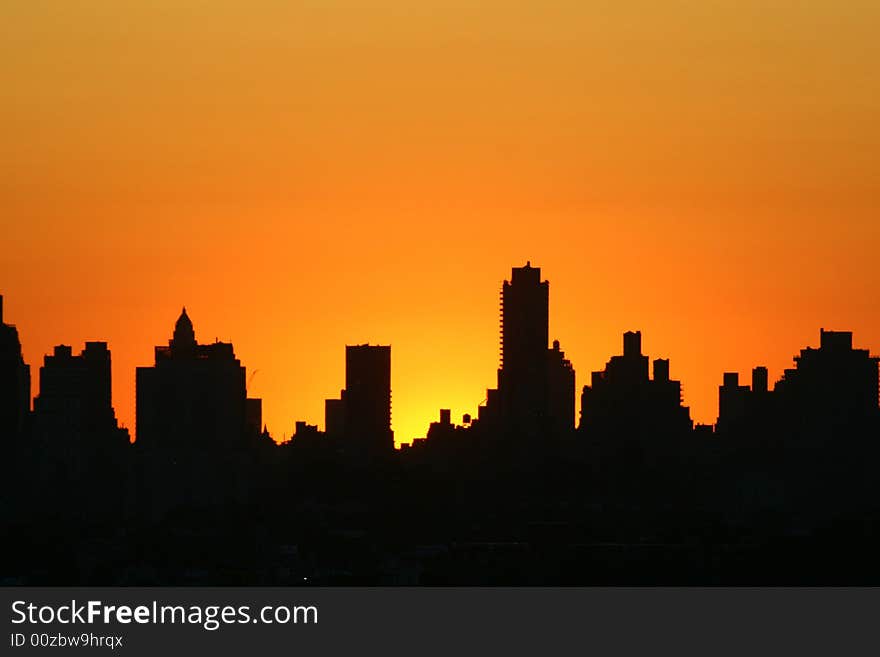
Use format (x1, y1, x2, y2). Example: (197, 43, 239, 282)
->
(170, 307, 196, 354)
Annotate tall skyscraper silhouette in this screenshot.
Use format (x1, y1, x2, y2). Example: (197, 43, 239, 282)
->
(547, 339, 576, 434)
(492, 263, 574, 439)
(0, 295, 31, 444)
(33, 342, 127, 448)
(343, 344, 393, 454)
(135, 308, 258, 449)
(499, 263, 549, 433)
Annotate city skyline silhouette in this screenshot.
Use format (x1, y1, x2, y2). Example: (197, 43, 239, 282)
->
(2, 262, 879, 585)
(3, 261, 878, 446)
(3, 0, 880, 586)
(4, 3, 879, 446)
(3, 260, 878, 446)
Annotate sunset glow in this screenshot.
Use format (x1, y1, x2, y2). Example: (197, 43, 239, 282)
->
(2, 1, 878, 445)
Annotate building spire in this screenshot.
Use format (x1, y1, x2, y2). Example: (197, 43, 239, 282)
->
(172, 306, 196, 350)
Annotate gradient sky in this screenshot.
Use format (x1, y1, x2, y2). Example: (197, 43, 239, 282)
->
(2, 1, 878, 444)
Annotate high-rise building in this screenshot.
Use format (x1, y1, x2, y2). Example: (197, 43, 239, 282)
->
(33, 342, 127, 447)
(0, 295, 31, 443)
(343, 344, 393, 453)
(716, 330, 879, 445)
(775, 329, 879, 429)
(245, 398, 263, 439)
(489, 263, 575, 439)
(547, 340, 576, 434)
(498, 262, 550, 434)
(135, 308, 254, 450)
(716, 367, 773, 437)
(717, 372, 751, 434)
(579, 331, 692, 436)
(324, 394, 346, 439)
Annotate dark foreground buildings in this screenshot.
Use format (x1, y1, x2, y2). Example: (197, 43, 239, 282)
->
(1, 273, 880, 585)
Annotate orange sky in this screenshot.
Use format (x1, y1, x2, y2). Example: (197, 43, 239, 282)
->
(2, 1, 878, 444)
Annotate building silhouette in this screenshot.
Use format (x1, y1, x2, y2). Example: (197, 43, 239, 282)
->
(325, 395, 346, 439)
(27, 341, 129, 518)
(719, 329, 880, 448)
(497, 262, 549, 437)
(133, 308, 263, 515)
(717, 367, 771, 438)
(0, 295, 31, 446)
(322, 344, 393, 454)
(343, 344, 393, 454)
(245, 397, 263, 440)
(6, 267, 880, 586)
(423, 408, 456, 444)
(776, 329, 879, 429)
(579, 331, 692, 468)
(135, 308, 259, 449)
(32, 342, 128, 449)
(547, 339, 576, 435)
(478, 263, 575, 441)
